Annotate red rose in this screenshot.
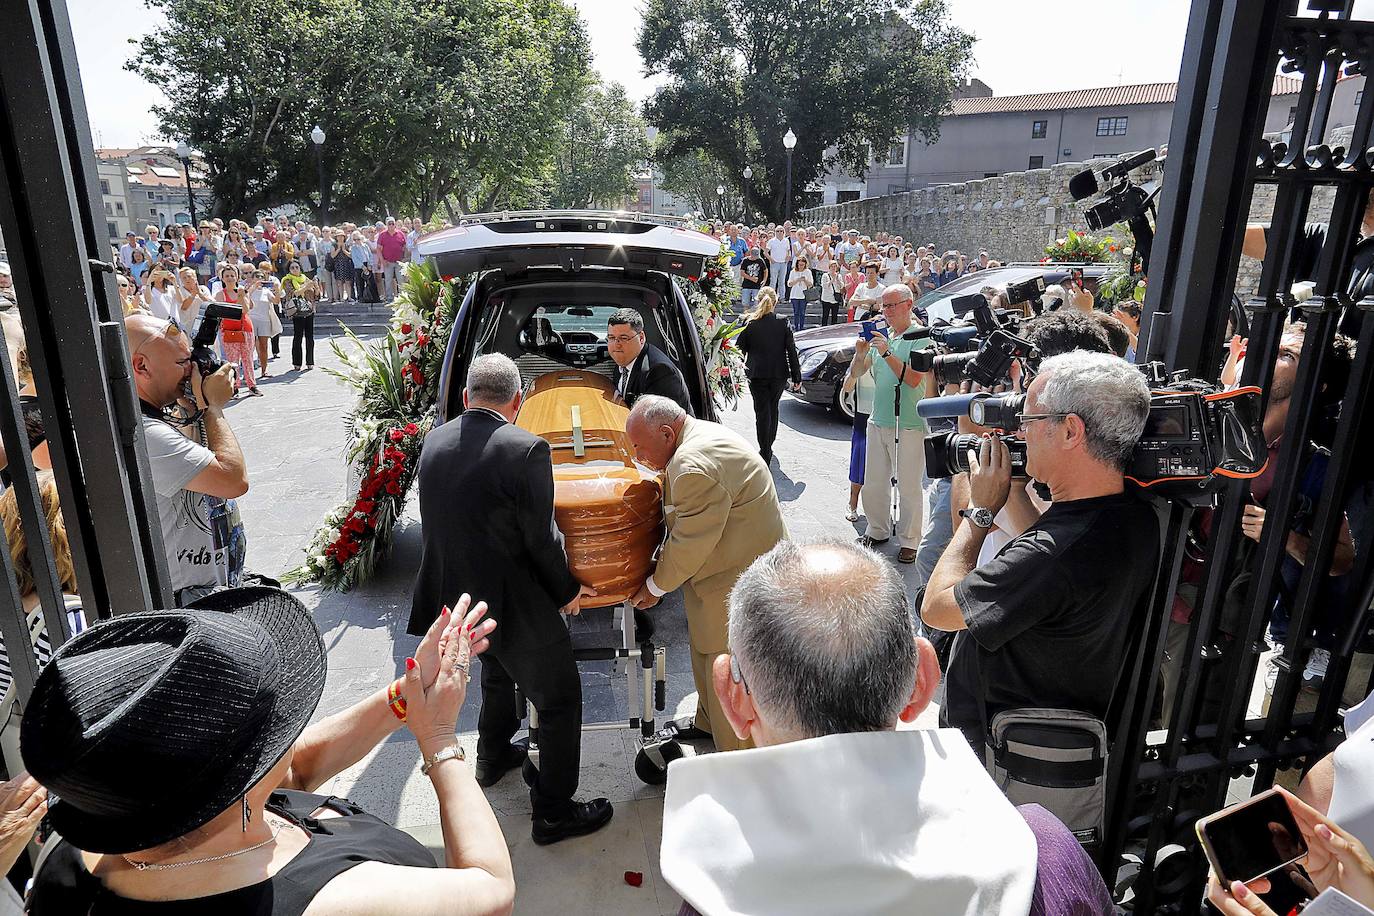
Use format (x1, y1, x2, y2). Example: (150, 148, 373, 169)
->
(416, 333, 429, 346)
(386, 480, 401, 495)
(389, 429, 405, 442)
(403, 422, 419, 436)
(412, 368, 425, 386)
(401, 323, 413, 334)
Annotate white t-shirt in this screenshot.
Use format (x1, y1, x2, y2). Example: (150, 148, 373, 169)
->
(146, 286, 178, 321)
(766, 236, 794, 264)
(811, 245, 832, 272)
(882, 258, 904, 285)
(141, 415, 223, 595)
(787, 269, 812, 299)
(849, 280, 887, 312)
(821, 272, 841, 303)
(249, 284, 276, 329)
(1328, 691, 1374, 850)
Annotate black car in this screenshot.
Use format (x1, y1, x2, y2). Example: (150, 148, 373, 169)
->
(789, 263, 1114, 418)
(420, 212, 723, 424)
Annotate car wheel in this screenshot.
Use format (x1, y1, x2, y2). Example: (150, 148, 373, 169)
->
(833, 384, 855, 419)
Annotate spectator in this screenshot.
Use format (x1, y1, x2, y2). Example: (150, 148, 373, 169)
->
(820, 260, 843, 326)
(661, 539, 1114, 916)
(738, 246, 768, 317)
(174, 266, 210, 333)
(329, 230, 355, 302)
(1297, 688, 1374, 850)
(842, 333, 876, 522)
(922, 351, 1159, 752)
(142, 225, 162, 259)
(281, 260, 317, 371)
(127, 246, 151, 290)
(115, 273, 141, 316)
(735, 287, 801, 464)
(292, 222, 317, 278)
(765, 226, 795, 299)
(724, 223, 747, 281)
(22, 590, 516, 916)
(247, 263, 282, 379)
(118, 231, 140, 271)
(222, 227, 248, 261)
(214, 266, 259, 397)
(837, 229, 865, 268)
(938, 256, 961, 286)
(186, 226, 216, 288)
(848, 261, 888, 320)
(881, 245, 903, 285)
(378, 217, 408, 301)
(1112, 301, 1142, 361)
(810, 232, 832, 278)
(0, 772, 48, 916)
(141, 265, 179, 321)
(1085, 310, 1132, 358)
(786, 255, 813, 330)
(349, 230, 372, 300)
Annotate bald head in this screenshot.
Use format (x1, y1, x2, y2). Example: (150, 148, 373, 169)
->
(125, 311, 192, 407)
(625, 395, 687, 471)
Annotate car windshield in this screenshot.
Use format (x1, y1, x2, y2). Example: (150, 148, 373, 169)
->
(519, 304, 623, 370)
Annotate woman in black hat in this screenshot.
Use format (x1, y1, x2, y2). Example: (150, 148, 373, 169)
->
(23, 588, 515, 916)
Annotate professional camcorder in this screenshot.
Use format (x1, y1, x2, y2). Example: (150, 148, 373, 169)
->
(918, 362, 1268, 501)
(1068, 148, 1161, 274)
(190, 303, 242, 377)
(908, 285, 1043, 388)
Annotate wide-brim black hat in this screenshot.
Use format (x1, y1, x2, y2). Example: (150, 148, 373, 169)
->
(20, 586, 326, 854)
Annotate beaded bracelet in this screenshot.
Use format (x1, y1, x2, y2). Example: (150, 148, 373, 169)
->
(386, 678, 407, 722)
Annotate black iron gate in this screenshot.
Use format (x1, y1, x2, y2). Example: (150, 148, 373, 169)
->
(1116, 0, 1374, 909)
(0, 0, 170, 717)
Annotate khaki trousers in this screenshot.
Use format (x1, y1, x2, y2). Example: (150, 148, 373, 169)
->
(683, 580, 753, 752)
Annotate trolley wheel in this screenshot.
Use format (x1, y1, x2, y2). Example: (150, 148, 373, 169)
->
(521, 758, 539, 788)
(634, 739, 683, 785)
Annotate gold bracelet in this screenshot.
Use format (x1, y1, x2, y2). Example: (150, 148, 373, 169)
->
(420, 743, 465, 776)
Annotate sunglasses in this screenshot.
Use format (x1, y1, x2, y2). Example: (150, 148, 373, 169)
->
(132, 319, 191, 365)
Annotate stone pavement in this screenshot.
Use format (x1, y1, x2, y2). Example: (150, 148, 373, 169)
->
(229, 328, 937, 915)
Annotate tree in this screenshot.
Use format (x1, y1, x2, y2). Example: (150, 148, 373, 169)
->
(636, 0, 974, 222)
(128, 0, 595, 221)
(655, 143, 746, 221)
(544, 82, 650, 209)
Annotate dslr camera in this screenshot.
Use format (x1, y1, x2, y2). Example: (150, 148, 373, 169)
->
(1068, 148, 1160, 274)
(908, 281, 1044, 388)
(189, 303, 242, 377)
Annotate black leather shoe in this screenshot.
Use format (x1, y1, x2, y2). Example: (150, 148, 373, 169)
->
(532, 798, 614, 846)
(474, 738, 528, 788)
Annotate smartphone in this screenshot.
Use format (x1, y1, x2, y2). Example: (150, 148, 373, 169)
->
(1196, 788, 1308, 887)
(860, 320, 877, 341)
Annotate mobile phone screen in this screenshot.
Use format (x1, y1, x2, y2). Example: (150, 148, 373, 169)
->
(1200, 790, 1308, 885)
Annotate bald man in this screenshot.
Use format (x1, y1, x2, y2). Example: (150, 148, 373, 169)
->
(126, 313, 248, 603)
(626, 395, 787, 751)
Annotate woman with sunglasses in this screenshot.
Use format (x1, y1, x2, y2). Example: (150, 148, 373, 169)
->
(214, 265, 261, 396)
(786, 255, 814, 331)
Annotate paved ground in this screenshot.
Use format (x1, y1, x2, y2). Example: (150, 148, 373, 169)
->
(229, 319, 936, 915)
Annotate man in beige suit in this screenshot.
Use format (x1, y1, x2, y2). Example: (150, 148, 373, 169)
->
(625, 395, 787, 751)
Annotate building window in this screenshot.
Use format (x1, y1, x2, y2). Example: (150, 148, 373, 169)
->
(148, 191, 155, 199)
(837, 190, 861, 203)
(1289, 105, 1298, 124)
(107, 221, 118, 238)
(886, 140, 906, 167)
(1031, 120, 1047, 139)
(1095, 116, 1129, 136)
(100, 179, 110, 194)
(103, 202, 112, 215)
(983, 172, 998, 178)
(1028, 156, 1044, 169)
(116, 202, 124, 215)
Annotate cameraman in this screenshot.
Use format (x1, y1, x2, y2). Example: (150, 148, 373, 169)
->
(125, 312, 249, 605)
(921, 351, 1159, 751)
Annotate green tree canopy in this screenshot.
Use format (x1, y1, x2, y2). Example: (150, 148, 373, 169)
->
(128, 0, 595, 222)
(637, 0, 974, 221)
(544, 82, 650, 209)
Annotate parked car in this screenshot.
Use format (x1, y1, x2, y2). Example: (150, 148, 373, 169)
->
(789, 263, 1115, 418)
(419, 211, 723, 424)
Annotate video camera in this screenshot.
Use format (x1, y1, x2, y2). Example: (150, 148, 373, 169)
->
(918, 362, 1268, 503)
(908, 283, 1043, 388)
(1068, 148, 1160, 274)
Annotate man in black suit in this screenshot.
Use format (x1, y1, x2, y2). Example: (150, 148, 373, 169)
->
(409, 353, 612, 845)
(606, 308, 694, 415)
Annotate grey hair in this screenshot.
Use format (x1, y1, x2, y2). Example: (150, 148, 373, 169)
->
(880, 283, 914, 304)
(465, 353, 522, 406)
(607, 308, 643, 333)
(728, 539, 917, 738)
(627, 394, 685, 430)
(1036, 351, 1150, 469)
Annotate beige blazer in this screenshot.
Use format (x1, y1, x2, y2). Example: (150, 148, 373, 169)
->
(655, 418, 787, 653)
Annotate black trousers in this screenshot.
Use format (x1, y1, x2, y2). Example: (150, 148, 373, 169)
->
(270, 303, 283, 356)
(750, 377, 786, 460)
(292, 315, 315, 366)
(478, 634, 582, 818)
(821, 299, 840, 325)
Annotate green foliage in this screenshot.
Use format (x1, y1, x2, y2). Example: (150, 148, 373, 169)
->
(129, 0, 596, 221)
(656, 144, 747, 219)
(544, 82, 651, 209)
(637, 0, 974, 221)
(1043, 229, 1121, 264)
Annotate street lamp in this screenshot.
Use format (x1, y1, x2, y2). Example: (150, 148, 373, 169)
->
(174, 141, 197, 227)
(311, 125, 327, 226)
(782, 128, 797, 220)
(742, 166, 753, 223)
(716, 184, 725, 221)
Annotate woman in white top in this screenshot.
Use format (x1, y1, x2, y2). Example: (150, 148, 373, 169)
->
(141, 267, 179, 321)
(246, 265, 281, 380)
(842, 335, 878, 522)
(811, 235, 832, 275)
(786, 256, 814, 331)
(881, 246, 904, 286)
(819, 262, 843, 326)
(175, 267, 211, 333)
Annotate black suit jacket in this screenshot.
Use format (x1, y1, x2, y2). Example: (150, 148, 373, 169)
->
(621, 343, 694, 415)
(736, 313, 802, 383)
(407, 409, 580, 652)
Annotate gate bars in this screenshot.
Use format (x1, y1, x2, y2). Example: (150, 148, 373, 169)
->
(1117, 0, 1374, 910)
(0, 0, 172, 714)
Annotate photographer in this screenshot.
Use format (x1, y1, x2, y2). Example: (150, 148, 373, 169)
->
(920, 351, 1159, 751)
(125, 312, 249, 605)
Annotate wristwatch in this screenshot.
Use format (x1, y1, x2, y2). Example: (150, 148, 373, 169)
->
(420, 743, 466, 776)
(959, 506, 995, 529)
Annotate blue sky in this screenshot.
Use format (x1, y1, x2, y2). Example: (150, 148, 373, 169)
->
(71, 0, 1201, 148)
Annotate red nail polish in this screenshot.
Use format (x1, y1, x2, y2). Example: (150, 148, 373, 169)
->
(405, 657, 416, 671)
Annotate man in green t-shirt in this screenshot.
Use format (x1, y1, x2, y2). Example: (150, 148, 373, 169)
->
(854, 285, 930, 562)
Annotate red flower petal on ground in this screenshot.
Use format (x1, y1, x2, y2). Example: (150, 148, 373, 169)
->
(624, 872, 643, 888)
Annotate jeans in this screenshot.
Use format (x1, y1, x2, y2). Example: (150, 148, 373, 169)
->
(770, 262, 789, 297)
(291, 315, 315, 367)
(915, 475, 953, 588)
(821, 298, 840, 325)
(750, 378, 785, 460)
(790, 298, 807, 330)
(740, 286, 759, 316)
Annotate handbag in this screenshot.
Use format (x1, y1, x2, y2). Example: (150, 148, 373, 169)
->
(284, 296, 314, 319)
(221, 323, 247, 345)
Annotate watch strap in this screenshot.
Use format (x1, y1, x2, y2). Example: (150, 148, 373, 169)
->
(420, 743, 466, 776)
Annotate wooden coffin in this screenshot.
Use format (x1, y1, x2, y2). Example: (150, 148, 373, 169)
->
(516, 369, 663, 607)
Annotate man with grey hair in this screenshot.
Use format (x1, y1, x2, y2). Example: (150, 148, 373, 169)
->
(660, 539, 1113, 915)
(921, 351, 1160, 751)
(409, 353, 611, 845)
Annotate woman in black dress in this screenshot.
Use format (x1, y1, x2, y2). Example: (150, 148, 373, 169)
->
(735, 286, 802, 464)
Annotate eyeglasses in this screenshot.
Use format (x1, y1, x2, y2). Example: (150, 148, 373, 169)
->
(1015, 412, 1070, 425)
(607, 333, 640, 345)
(730, 654, 752, 695)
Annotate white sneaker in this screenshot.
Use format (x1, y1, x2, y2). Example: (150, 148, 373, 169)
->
(1263, 653, 1279, 694)
(1303, 647, 1330, 690)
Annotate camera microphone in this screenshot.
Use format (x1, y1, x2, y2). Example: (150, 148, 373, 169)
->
(1068, 169, 1099, 201)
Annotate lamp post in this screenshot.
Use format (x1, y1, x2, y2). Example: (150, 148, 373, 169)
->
(311, 125, 327, 226)
(782, 128, 797, 220)
(742, 166, 753, 224)
(716, 184, 725, 221)
(174, 141, 197, 226)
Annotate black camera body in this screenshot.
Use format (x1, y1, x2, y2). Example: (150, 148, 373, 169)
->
(925, 432, 1029, 479)
(909, 294, 1040, 389)
(1068, 148, 1159, 274)
(190, 303, 242, 377)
